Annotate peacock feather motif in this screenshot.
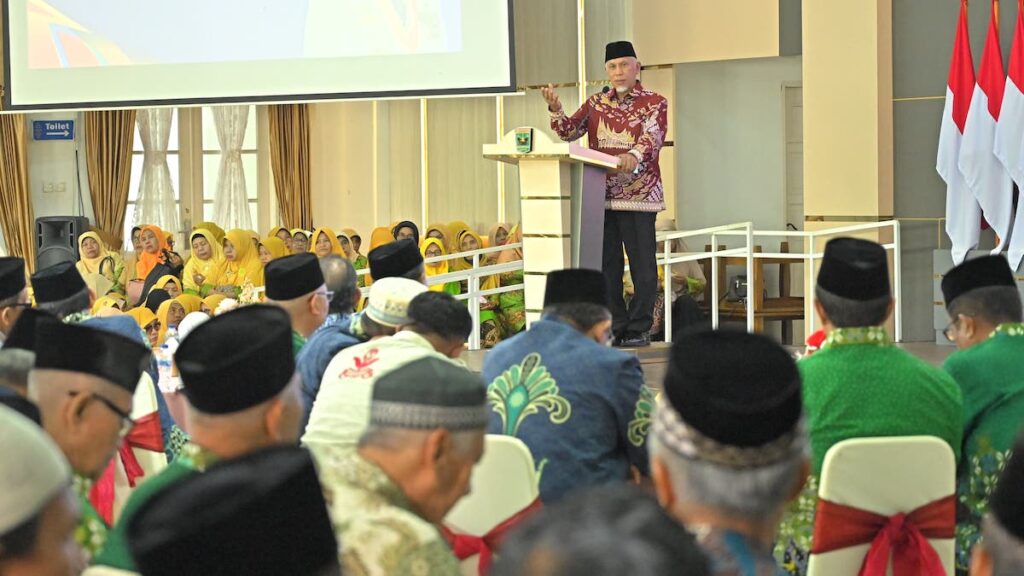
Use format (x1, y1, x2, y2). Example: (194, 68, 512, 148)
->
(487, 353, 571, 437)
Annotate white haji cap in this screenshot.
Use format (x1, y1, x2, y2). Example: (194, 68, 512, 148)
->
(0, 405, 71, 535)
(365, 277, 429, 327)
(177, 312, 210, 341)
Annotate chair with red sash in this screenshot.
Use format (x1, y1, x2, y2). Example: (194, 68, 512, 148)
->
(442, 435, 542, 576)
(90, 373, 169, 526)
(807, 436, 956, 576)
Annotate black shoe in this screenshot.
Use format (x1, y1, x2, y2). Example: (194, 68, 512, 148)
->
(616, 332, 651, 348)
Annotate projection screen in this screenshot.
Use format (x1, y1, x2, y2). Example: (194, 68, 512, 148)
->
(3, 0, 515, 110)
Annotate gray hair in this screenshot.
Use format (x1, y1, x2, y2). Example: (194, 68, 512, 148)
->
(319, 255, 358, 315)
(948, 286, 1023, 326)
(0, 349, 35, 392)
(649, 435, 805, 519)
(982, 515, 1024, 575)
(815, 286, 891, 328)
(36, 288, 91, 320)
(359, 425, 481, 459)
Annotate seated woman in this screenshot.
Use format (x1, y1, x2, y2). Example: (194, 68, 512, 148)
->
(421, 238, 460, 295)
(291, 229, 311, 254)
(454, 229, 503, 347)
(200, 294, 227, 315)
(145, 289, 172, 314)
(155, 297, 189, 345)
(216, 229, 266, 296)
(496, 224, 525, 336)
(311, 227, 344, 258)
(127, 307, 162, 348)
(183, 229, 225, 297)
(342, 228, 366, 266)
(488, 223, 510, 250)
(136, 225, 184, 280)
(447, 220, 473, 254)
(154, 275, 183, 299)
(392, 220, 420, 244)
(76, 231, 127, 296)
(268, 226, 293, 251)
(193, 221, 226, 244)
(258, 237, 290, 265)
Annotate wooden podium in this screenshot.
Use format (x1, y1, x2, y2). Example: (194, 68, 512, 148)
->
(484, 128, 619, 323)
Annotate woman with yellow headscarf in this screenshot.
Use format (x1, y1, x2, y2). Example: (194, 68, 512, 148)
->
(152, 275, 183, 299)
(447, 221, 473, 254)
(342, 228, 369, 287)
(183, 229, 225, 297)
(76, 231, 127, 296)
(496, 224, 525, 336)
(290, 229, 311, 254)
(268, 226, 292, 246)
(193, 222, 226, 243)
(217, 229, 265, 293)
(127, 307, 162, 348)
(200, 293, 227, 315)
(310, 227, 344, 258)
(452, 228, 503, 347)
(424, 223, 451, 249)
(258, 237, 290, 266)
(420, 238, 460, 295)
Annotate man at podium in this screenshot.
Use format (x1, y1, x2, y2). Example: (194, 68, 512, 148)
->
(542, 40, 668, 347)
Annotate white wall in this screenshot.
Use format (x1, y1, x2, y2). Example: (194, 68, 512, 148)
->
(675, 56, 802, 231)
(26, 112, 95, 222)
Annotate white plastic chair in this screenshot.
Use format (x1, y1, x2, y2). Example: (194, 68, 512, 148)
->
(444, 435, 540, 576)
(806, 436, 956, 576)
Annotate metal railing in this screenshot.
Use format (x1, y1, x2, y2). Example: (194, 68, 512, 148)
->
(655, 220, 903, 343)
(355, 243, 524, 350)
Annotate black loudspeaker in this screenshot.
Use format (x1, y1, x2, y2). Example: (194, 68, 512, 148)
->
(35, 216, 91, 270)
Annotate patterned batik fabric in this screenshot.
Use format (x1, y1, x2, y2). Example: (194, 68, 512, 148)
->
(695, 526, 788, 576)
(482, 317, 652, 504)
(943, 323, 1024, 574)
(316, 449, 461, 576)
(550, 82, 668, 212)
(72, 474, 109, 564)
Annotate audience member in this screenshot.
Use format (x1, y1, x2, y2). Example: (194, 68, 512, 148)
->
(302, 277, 431, 453)
(257, 236, 289, 266)
(135, 225, 182, 283)
(312, 227, 345, 258)
(219, 229, 265, 292)
(493, 485, 710, 576)
(651, 329, 808, 575)
(93, 305, 303, 571)
(369, 238, 426, 284)
(0, 405, 83, 576)
(452, 228, 503, 345)
(317, 356, 486, 574)
(192, 222, 226, 244)
(76, 231, 127, 297)
(265, 253, 330, 354)
(421, 238, 460, 295)
(182, 229, 225, 296)
(128, 446, 340, 576)
(969, 432, 1024, 576)
(392, 220, 420, 244)
(0, 257, 29, 347)
(484, 269, 651, 504)
(488, 222, 509, 249)
(32, 262, 92, 321)
(127, 307, 161, 348)
(153, 275, 182, 298)
(28, 318, 151, 562)
(268, 225, 293, 249)
(496, 224, 525, 335)
(0, 309, 46, 423)
(424, 222, 452, 249)
(143, 288, 170, 314)
(291, 229, 311, 254)
(342, 227, 368, 283)
(940, 255, 1024, 569)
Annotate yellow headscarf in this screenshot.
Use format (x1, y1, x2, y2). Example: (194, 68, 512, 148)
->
(420, 238, 450, 292)
(447, 221, 473, 254)
(183, 229, 225, 292)
(154, 299, 181, 345)
(369, 227, 393, 251)
(268, 226, 290, 240)
(194, 222, 226, 243)
(201, 294, 227, 314)
(488, 223, 509, 251)
(222, 229, 265, 287)
(310, 228, 344, 258)
(154, 275, 183, 296)
(91, 295, 122, 316)
(341, 228, 362, 254)
(127, 307, 160, 347)
(335, 231, 357, 261)
(175, 294, 203, 315)
(497, 223, 523, 264)
(453, 229, 498, 290)
(259, 237, 290, 261)
(424, 223, 451, 251)
(76, 231, 114, 276)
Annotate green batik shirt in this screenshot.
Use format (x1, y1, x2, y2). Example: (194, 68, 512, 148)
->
(91, 443, 219, 570)
(944, 323, 1024, 574)
(294, 330, 307, 356)
(72, 475, 109, 564)
(316, 447, 461, 576)
(776, 327, 965, 576)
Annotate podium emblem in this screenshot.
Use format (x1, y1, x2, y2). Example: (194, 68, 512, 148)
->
(515, 127, 534, 153)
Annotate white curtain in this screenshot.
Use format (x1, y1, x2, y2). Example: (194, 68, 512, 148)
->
(133, 108, 179, 241)
(211, 106, 252, 231)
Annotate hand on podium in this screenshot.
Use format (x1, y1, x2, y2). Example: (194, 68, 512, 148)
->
(541, 83, 562, 113)
(617, 153, 638, 173)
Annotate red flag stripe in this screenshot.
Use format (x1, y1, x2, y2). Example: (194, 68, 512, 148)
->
(950, 0, 977, 132)
(1009, 0, 1024, 90)
(979, 0, 1008, 118)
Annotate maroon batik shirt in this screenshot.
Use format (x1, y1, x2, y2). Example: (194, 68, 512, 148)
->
(550, 82, 668, 212)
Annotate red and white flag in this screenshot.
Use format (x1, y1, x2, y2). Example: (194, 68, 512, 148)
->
(998, 0, 1024, 269)
(938, 0, 981, 264)
(959, 0, 1014, 256)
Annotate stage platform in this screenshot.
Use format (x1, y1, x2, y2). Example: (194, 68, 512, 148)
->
(461, 341, 955, 390)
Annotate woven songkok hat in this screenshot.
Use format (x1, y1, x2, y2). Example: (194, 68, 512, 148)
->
(656, 329, 804, 469)
(370, 356, 488, 431)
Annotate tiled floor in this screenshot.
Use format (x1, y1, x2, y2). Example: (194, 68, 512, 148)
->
(462, 340, 955, 390)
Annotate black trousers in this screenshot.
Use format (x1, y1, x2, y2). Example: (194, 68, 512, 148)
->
(602, 210, 657, 335)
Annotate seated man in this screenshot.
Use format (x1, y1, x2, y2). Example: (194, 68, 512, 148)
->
(93, 305, 304, 571)
(970, 433, 1024, 576)
(304, 284, 466, 456)
(650, 329, 808, 575)
(492, 485, 710, 576)
(0, 257, 30, 347)
(28, 318, 151, 563)
(483, 268, 652, 504)
(296, 240, 427, 430)
(0, 308, 46, 422)
(317, 356, 486, 575)
(32, 262, 93, 321)
(265, 253, 330, 355)
(128, 446, 340, 576)
(778, 237, 963, 569)
(0, 405, 84, 576)
(940, 255, 1024, 569)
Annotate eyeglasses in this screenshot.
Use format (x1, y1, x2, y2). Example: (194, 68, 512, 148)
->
(1, 302, 33, 310)
(316, 291, 335, 302)
(145, 322, 161, 333)
(68, 391, 136, 438)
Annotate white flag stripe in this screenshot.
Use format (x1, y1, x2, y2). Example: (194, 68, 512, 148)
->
(959, 84, 1014, 254)
(938, 87, 982, 264)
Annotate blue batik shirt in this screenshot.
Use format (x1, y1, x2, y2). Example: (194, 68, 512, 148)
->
(296, 312, 365, 435)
